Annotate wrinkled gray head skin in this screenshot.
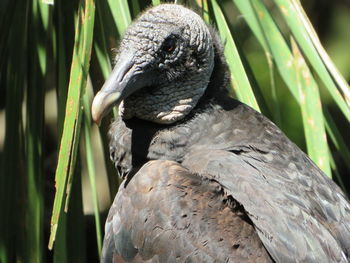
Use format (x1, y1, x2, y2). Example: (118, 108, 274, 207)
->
(120, 4, 214, 123)
(92, 4, 214, 124)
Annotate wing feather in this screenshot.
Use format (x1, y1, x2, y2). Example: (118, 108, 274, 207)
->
(182, 149, 350, 262)
(101, 160, 272, 262)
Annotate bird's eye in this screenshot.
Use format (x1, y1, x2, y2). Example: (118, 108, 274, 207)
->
(162, 37, 176, 54)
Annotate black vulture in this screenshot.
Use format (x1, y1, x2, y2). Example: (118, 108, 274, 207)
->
(91, 4, 350, 263)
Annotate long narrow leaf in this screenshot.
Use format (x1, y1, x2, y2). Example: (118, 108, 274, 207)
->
(53, 1, 69, 261)
(233, 0, 280, 124)
(292, 0, 350, 105)
(291, 38, 331, 176)
(49, 0, 96, 249)
(211, 0, 260, 111)
(235, 0, 331, 176)
(274, 0, 350, 122)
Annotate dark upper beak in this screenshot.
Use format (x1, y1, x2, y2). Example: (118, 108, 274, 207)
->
(91, 51, 154, 125)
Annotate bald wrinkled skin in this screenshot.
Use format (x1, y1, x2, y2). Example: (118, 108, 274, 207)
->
(96, 4, 350, 263)
(119, 4, 214, 124)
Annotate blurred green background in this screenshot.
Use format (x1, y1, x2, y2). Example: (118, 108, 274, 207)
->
(0, 0, 349, 262)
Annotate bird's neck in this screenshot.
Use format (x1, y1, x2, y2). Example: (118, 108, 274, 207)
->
(201, 27, 231, 102)
(110, 29, 234, 178)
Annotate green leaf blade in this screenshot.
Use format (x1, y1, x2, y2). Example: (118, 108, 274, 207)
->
(274, 0, 350, 123)
(211, 0, 260, 112)
(49, 0, 96, 249)
(291, 39, 331, 176)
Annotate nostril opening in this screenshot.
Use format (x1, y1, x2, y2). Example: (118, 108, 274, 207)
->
(119, 63, 135, 83)
(232, 244, 240, 250)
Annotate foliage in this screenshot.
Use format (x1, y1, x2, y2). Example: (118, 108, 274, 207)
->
(0, 0, 349, 261)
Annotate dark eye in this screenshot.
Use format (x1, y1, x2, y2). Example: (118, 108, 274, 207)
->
(162, 37, 176, 54)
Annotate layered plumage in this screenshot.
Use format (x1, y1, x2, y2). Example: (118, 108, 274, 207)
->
(92, 4, 350, 263)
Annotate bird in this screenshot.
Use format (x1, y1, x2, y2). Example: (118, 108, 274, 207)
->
(91, 3, 350, 263)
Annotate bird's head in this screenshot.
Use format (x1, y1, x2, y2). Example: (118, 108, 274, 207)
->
(92, 4, 214, 124)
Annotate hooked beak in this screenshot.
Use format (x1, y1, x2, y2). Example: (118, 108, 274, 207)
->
(91, 52, 154, 125)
